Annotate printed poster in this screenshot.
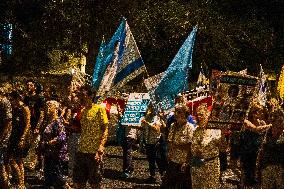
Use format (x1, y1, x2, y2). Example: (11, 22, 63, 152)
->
(121, 93, 150, 126)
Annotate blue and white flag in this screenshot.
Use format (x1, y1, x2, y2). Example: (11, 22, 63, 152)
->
(92, 18, 146, 93)
(258, 64, 267, 106)
(92, 18, 126, 90)
(92, 37, 107, 89)
(112, 20, 147, 91)
(151, 26, 198, 111)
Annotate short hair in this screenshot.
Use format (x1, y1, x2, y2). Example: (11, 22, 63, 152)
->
(174, 103, 189, 116)
(248, 103, 266, 120)
(35, 82, 44, 94)
(26, 79, 35, 84)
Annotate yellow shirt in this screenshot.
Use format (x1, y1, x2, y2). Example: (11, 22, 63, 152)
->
(78, 104, 108, 153)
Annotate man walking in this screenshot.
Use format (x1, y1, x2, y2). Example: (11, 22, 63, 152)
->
(73, 85, 109, 189)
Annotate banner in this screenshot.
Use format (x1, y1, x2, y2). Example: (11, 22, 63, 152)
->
(121, 93, 150, 126)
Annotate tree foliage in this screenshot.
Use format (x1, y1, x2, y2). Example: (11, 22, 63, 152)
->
(1, 0, 283, 79)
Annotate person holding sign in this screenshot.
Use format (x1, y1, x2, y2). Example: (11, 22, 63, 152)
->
(259, 107, 284, 189)
(141, 104, 166, 183)
(240, 102, 271, 188)
(161, 103, 195, 189)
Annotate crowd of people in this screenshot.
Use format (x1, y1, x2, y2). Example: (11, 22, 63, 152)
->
(0, 79, 283, 189)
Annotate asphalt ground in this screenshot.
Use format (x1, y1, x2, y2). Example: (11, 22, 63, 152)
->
(23, 144, 240, 189)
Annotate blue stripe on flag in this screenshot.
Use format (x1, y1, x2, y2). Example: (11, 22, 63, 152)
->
(114, 57, 144, 85)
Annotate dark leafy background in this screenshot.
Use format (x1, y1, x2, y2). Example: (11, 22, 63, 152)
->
(1, 0, 283, 80)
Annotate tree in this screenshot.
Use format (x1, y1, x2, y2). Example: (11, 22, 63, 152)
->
(1, 0, 283, 78)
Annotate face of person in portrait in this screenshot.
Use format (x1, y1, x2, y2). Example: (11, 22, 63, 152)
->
(228, 85, 239, 98)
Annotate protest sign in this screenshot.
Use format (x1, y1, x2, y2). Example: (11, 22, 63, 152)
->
(207, 73, 258, 129)
(121, 93, 150, 126)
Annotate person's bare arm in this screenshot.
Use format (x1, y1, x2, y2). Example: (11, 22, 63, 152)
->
(0, 100, 12, 142)
(19, 106, 31, 147)
(0, 119, 12, 143)
(244, 119, 271, 132)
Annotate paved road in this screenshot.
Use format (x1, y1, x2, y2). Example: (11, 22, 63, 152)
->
(24, 144, 240, 188)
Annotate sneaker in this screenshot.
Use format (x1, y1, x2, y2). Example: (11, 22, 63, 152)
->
(36, 169, 44, 181)
(145, 176, 156, 184)
(120, 172, 131, 178)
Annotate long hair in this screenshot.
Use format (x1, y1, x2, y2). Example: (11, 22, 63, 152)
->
(248, 103, 266, 121)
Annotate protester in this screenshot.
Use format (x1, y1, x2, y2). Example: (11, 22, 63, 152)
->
(73, 85, 108, 189)
(259, 108, 284, 189)
(191, 103, 225, 189)
(41, 100, 68, 188)
(8, 91, 31, 188)
(120, 122, 140, 178)
(141, 104, 166, 183)
(240, 102, 271, 187)
(165, 94, 196, 140)
(65, 91, 83, 180)
(161, 103, 195, 189)
(23, 80, 45, 172)
(0, 89, 12, 189)
(24, 80, 45, 134)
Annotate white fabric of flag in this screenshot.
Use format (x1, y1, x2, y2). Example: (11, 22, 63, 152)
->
(97, 43, 120, 96)
(258, 64, 267, 106)
(144, 72, 165, 91)
(111, 21, 147, 91)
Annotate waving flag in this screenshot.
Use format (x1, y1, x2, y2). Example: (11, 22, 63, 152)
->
(151, 26, 198, 110)
(197, 65, 209, 87)
(92, 37, 106, 89)
(92, 18, 146, 94)
(144, 72, 165, 91)
(92, 19, 126, 90)
(258, 64, 267, 106)
(97, 42, 120, 96)
(111, 20, 147, 91)
(278, 65, 284, 100)
(0, 23, 13, 55)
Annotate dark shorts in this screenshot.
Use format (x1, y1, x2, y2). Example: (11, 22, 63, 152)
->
(73, 152, 103, 185)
